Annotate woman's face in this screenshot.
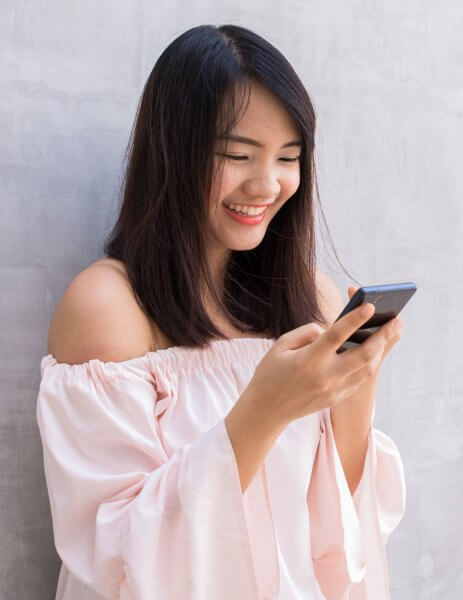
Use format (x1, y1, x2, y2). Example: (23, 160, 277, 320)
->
(207, 80, 302, 264)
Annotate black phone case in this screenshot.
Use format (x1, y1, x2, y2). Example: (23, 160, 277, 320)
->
(335, 282, 417, 354)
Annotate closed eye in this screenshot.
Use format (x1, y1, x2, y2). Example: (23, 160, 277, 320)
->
(219, 154, 300, 162)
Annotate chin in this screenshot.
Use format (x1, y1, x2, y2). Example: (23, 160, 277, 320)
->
(226, 235, 266, 252)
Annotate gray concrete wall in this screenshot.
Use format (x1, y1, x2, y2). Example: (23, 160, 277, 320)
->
(1, 1, 461, 598)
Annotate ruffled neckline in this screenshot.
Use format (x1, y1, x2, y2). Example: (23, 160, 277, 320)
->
(40, 336, 277, 376)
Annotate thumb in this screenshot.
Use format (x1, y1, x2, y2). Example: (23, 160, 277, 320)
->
(278, 321, 325, 352)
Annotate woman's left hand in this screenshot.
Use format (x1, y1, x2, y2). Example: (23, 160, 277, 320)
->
(347, 286, 403, 381)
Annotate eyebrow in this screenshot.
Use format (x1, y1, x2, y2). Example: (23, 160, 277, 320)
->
(218, 134, 303, 149)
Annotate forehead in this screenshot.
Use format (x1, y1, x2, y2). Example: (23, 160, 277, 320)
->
(228, 80, 299, 140)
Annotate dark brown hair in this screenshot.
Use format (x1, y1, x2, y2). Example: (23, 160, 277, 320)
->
(103, 24, 358, 348)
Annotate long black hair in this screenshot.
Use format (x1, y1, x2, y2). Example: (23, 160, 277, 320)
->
(103, 24, 358, 348)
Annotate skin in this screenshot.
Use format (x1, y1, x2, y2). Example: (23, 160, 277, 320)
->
(205, 79, 302, 288)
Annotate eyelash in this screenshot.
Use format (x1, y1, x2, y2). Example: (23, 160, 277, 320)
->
(220, 154, 300, 162)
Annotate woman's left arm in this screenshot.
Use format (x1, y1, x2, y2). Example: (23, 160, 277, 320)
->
(315, 273, 403, 496)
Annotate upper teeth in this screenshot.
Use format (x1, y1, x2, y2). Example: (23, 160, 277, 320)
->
(224, 203, 267, 215)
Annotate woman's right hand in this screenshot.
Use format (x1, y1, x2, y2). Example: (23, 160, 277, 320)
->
(244, 303, 401, 429)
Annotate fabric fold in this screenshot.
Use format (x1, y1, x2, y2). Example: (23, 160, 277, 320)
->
(36, 355, 279, 600)
(307, 408, 406, 600)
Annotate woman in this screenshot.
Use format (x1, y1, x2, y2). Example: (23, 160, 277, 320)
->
(37, 24, 405, 599)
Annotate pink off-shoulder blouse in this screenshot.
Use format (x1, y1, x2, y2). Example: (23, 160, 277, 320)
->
(36, 336, 405, 600)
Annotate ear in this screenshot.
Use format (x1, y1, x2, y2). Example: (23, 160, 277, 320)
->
(315, 269, 345, 326)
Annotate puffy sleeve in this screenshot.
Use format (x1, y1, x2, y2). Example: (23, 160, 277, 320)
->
(36, 356, 272, 600)
(306, 407, 406, 600)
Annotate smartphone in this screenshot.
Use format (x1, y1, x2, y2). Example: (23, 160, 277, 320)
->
(334, 282, 417, 354)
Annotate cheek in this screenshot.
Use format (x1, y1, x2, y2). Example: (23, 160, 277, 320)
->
(210, 163, 237, 202)
(281, 170, 301, 198)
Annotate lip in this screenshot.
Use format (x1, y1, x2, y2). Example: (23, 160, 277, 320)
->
(223, 202, 273, 207)
(223, 203, 268, 225)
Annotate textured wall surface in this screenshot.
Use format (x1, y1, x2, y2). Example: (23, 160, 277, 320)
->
(1, 1, 462, 598)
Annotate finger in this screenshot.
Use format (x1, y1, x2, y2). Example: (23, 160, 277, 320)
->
(362, 315, 402, 344)
(315, 302, 375, 355)
(337, 317, 402, 374)
(348, 286, 359, 299)
(381, 326, 403, 359)
(336, 335, 384, 376)
(279, 321, 325, 351)
(367, 316, 403, 347)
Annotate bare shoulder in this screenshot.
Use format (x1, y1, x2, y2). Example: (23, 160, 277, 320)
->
(314, 268, 345, 326)
(47, 258, 156, 364)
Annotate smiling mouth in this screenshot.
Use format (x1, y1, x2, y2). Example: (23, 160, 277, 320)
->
(222, 204, 269, 225)
(223, 202, 273, 208)
(223, 203, 269, 216)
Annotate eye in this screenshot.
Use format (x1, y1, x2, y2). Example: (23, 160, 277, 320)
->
(222, 155, 248, 161)
(218, 154, 301, 162)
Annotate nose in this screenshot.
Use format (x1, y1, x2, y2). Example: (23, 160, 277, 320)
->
(242, 171, 281, 201)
